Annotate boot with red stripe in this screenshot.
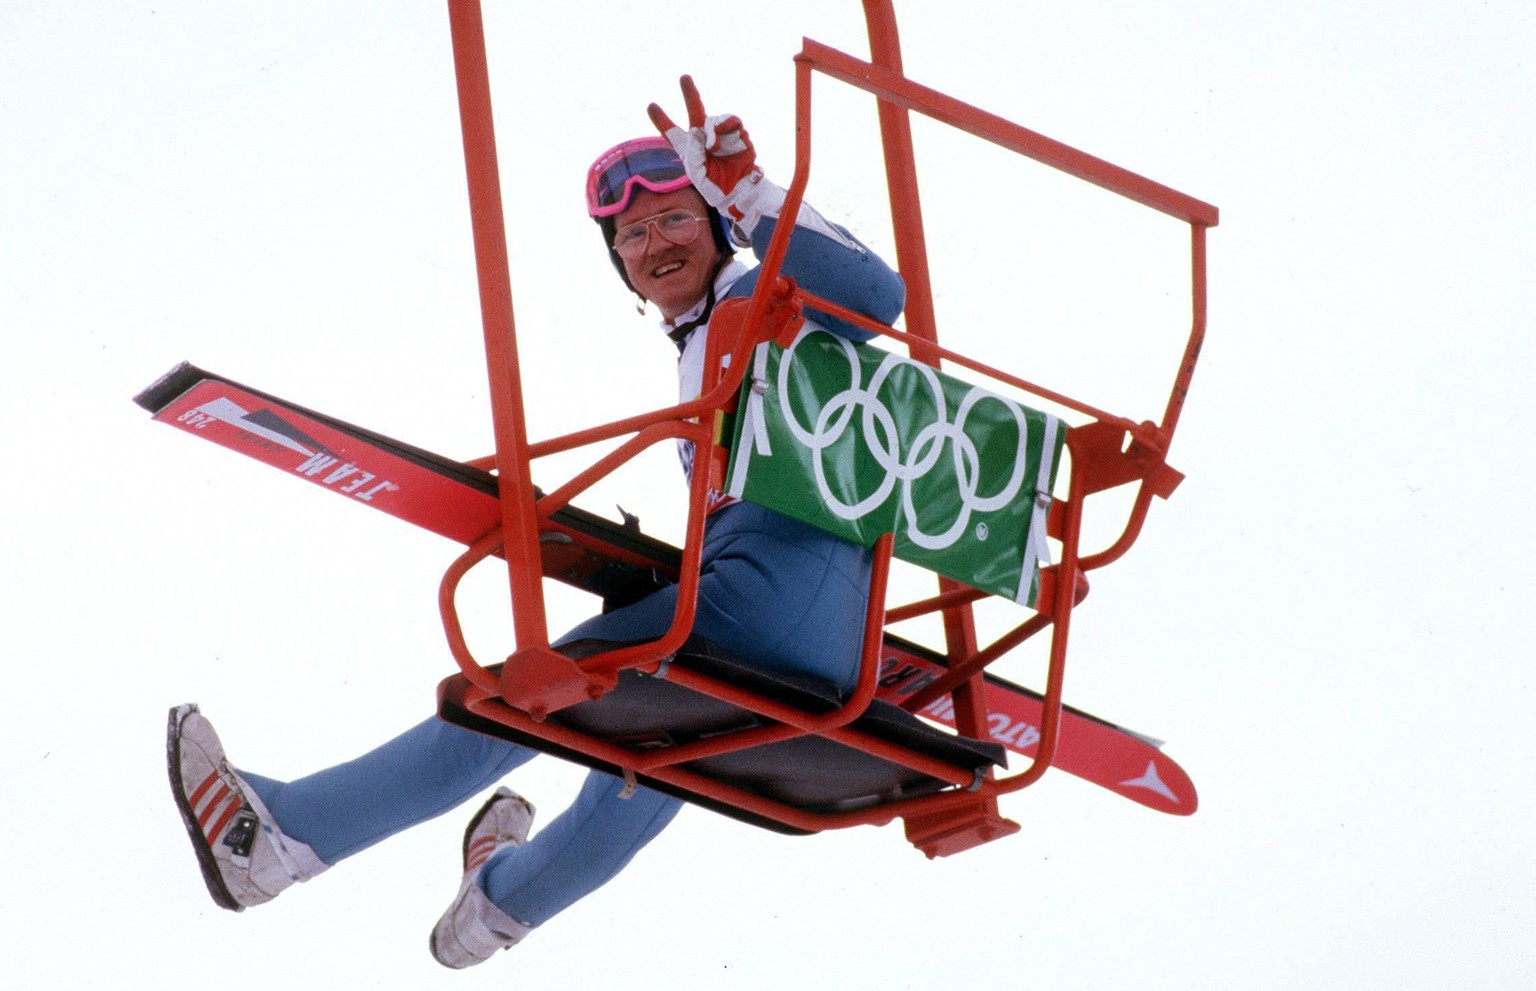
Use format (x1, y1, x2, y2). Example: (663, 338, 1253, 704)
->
(166, 703, 327, 911)
(430, 786, 536, 968)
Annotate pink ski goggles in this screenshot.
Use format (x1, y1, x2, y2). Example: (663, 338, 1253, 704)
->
(585, 137, 692, 218)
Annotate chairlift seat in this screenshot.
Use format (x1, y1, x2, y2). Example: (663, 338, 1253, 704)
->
(438, 635, 1006, 832)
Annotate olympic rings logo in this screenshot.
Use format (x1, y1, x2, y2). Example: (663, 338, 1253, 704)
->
(774, 330, 1035, 552)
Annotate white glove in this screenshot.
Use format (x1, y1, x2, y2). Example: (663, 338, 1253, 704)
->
(648, 75, 782, 240)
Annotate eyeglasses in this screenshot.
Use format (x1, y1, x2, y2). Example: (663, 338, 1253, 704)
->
(586, 137, 692, 218)
(611, 209, 708, 258)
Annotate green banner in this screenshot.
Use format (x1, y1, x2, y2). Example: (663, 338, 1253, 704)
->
(725, 326, 1065, 607)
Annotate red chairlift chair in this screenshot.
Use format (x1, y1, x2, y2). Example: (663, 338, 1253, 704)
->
(431, 0, 1217, 857)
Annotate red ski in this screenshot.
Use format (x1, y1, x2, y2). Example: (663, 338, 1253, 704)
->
(136, 363, 1196, 816)
(874, 640, 1194, 814)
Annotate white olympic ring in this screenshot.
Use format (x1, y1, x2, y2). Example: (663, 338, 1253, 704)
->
(776, 328, 1032, 551)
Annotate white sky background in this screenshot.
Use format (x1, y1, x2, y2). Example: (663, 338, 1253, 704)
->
(3, 1, 1534, 987)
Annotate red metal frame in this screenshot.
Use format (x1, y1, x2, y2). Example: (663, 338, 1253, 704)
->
(438, 0, 1216, 856)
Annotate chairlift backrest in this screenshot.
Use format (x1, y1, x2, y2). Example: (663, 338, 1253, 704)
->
(722, 323, 1066, 608)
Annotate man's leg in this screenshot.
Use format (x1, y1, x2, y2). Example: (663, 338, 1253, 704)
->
(477, 769, 683, 926)
(238, 715, 536, 864)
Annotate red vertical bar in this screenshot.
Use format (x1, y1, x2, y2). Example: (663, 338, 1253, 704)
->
(861, 1, 990, 742)
(1007, 440, 1088, 790)
(861, 1, 939, 364)
(444, 0, 549, 651)
(1161, 223, 1209, 441)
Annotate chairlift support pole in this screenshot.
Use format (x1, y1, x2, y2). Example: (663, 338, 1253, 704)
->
(444, 0, 550, 662)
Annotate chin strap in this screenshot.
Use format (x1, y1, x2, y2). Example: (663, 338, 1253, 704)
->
(666, 255, 728, 353)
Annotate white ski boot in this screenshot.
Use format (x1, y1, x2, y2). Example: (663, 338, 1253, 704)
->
(166, 703, 327, 910)
(430, 786, 537, 968)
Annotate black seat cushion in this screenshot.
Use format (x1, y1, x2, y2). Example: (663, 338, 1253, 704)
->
(438, 635, 1006, 823)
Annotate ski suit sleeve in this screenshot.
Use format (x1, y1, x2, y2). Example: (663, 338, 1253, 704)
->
(721, 179, 905, 343)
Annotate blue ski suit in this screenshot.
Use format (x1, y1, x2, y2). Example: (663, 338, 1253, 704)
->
(239, 190, 905, 927)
